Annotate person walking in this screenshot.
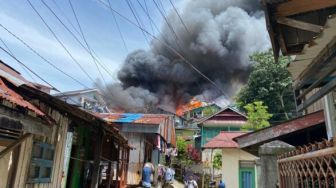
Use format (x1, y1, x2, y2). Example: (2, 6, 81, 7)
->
(184, 175, 198, 188)
(142, 162, 154, 188)
(163, 167, 175, 187)
(218, 180, 225, 188)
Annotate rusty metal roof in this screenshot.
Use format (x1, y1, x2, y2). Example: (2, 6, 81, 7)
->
(97, 113, 171, 125)
(0, 78, 45, 116)
(234, 110, 325, 154)
(203, 131, 247, 149)
(0, 60, 36, 88)
(98, 113, 176, 146)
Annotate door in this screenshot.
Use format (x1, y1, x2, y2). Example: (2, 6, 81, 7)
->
(239, 167, 255, 188)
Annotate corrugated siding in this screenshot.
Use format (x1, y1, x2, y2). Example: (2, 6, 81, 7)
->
(124, 132, 144, 185)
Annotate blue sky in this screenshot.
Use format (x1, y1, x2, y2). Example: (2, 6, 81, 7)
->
(0, 0, 181, 92)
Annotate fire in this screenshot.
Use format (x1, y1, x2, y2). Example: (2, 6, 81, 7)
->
(176, 98, 203, 116)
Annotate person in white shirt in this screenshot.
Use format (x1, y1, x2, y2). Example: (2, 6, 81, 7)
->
(184, 175, 198, 188)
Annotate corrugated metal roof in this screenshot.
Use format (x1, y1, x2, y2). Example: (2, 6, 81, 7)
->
(98, 113, 176, 146)
(0, 78, 45, 116)
(98, 113, 170, 125)
(0, 61, 36, 88)
(202, 131, 247, 149)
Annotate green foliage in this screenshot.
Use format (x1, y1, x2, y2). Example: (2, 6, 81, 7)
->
(176, 137, 192, 165)
(177, 137, 187, 160)
(202, 106, 218, 117)
(213, 152, 222, 170)
(236, 49, 295, 121)
(243, 101, 272, 130)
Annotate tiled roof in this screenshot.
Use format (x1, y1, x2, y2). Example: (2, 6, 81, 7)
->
(203, 131, 247, 148)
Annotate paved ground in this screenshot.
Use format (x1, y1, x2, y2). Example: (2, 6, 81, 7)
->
(172, 180, 185, 188)
(156, 180, 185, 188)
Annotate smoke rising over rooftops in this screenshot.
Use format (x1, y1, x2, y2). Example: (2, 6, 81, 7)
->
(97, 0, 270, 113)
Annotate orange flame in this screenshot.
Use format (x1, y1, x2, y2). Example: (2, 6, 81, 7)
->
(176, 98, 203, 116)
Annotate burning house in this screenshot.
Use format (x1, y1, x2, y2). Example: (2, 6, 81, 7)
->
(0, 61, 129, 188)
(97, 0, 271, 115)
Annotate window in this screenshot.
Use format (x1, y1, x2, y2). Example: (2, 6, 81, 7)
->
(28, 141, 55, 183)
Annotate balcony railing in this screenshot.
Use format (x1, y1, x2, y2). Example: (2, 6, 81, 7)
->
(278, 139, 336, 188)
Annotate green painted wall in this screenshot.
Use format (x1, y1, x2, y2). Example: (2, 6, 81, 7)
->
(201, 126, 240, 146)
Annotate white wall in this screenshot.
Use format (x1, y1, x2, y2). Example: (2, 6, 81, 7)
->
(221, 148, 257, 188)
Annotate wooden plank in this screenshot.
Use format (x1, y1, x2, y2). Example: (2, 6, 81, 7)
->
(276, 0, 336, 17)
(297, 56, 336, 99)
(235, 110, 324, 148)
(90, 129, 103, 188)
(0, 133, 32, 159)
(21, 136, 33, 187)
(54, 117, 68, 188)
(298, 78, 336, 111)
(0, 107, 52, 137)
(277, 17, 323, 33)
(14, 140, 26, 187)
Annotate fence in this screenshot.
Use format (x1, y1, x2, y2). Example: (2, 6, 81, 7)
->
(278, 138, 336, 188)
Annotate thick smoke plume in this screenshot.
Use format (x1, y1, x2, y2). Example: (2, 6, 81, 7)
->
(98, 0, 270, 113)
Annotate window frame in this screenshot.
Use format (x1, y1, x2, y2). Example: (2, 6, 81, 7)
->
(27, 141, 55, 184)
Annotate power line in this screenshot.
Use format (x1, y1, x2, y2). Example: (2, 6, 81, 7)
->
(40, 0, 117, 82)
(0, 43, 96, 105)
(67, 0, 107, 86)
(0, 23, 90, 88)
(168, 0, 190, 34)
(26, 0, 96, 83)
(141, 0, 155, 35)
(151, 0, 185, 53)
(0, 37, 36, 82)
(125, 0, 150, 45)
(0, 45, 58, 91)
(51, 0, 81, 36)
(107, 0, 128, 53)
(136, 0, 162, 36)
(96, 0, 230, 101)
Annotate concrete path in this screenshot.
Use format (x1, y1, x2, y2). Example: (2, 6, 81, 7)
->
(171, 180, 185, 188)
(156, 180, 185, 188)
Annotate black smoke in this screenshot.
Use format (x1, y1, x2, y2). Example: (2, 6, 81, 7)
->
(98, 0, 270, 113)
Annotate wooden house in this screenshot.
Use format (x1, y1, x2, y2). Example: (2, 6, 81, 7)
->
(97, 113, 176, 186)
(0, 61, 129, 188)
(235, 1, 336, 187)
(197, 107, 247, 148)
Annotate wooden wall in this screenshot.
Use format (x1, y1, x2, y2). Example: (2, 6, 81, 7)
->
(0, 103, 70, 188)
(123, 132, 144, 185)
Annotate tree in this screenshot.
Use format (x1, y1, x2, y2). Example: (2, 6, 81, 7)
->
(236, 49, 295, 121)
(176, 137, 193, 165)
(212, 152, 222, 170)
(202, 106, 218, 117)
(243, 101, 272, 130)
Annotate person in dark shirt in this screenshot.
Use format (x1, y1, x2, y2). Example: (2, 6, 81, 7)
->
(218, 180, 225, 188)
